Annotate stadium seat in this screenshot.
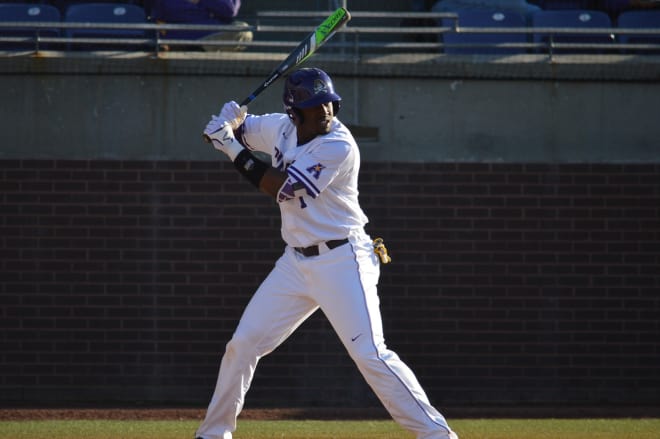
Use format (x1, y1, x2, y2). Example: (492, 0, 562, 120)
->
(49, 1, 78, 14)
(531, 9, 614, 53)
(441, 10, 528, 55)
(50, 0, 141, 14)
(537, 0, 594, 10)
(63, 2, 149, 50)
(616, 10, 660, 54)
(0, 3, 61, 50)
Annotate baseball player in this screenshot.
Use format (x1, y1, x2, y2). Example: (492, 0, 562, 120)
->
(197, 67, 459, 439)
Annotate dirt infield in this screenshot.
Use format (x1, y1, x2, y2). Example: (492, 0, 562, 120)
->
(0, 407, 390, 422)
(0, 408, 206, 421)
(2, 406, 659, 422)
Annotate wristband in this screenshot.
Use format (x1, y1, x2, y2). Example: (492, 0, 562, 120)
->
(233, 149, 269, 189)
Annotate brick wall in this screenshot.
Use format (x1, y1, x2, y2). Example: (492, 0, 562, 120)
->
(1, 159, 659, 409)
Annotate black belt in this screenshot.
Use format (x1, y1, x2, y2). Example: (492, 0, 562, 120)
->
(294, 238, 349, 257)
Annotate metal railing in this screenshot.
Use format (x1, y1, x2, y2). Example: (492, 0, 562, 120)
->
(0, 11, 659, 59)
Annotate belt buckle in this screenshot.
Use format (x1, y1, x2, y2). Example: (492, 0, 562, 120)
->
(295, 239, 347, 257)
(295, 244, 319, 257)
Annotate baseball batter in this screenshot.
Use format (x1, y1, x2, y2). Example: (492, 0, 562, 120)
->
(197, 67, 458, 439)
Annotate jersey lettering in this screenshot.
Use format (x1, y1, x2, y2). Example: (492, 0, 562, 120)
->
(274, 147, 284, 170)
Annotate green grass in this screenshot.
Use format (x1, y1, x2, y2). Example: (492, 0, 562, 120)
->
(0, 418, 659, 439)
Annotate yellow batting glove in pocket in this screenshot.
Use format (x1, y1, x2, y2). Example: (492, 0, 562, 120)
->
(373, 237, 391, 264)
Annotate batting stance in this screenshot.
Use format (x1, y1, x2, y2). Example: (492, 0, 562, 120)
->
(197, 67, 458, 439)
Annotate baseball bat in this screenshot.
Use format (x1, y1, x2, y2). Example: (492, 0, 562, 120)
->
(204, 7, 351, 143)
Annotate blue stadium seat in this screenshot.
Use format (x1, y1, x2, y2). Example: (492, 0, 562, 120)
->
(50, 1, 79, 14)
(63, 2, 149, 50)
(531, 9, 614, 53)
(50, 0, 141, 14)
(616, 10, 660, 54)
(0, 3, 61, 50)
(537, 0, 594, 10)
(441, 10, 528, 54)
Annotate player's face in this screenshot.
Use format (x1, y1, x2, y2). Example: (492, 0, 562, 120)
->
(297, 102, 334, 140)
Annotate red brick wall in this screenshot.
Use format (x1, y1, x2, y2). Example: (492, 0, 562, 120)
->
(1, 160, 659, 408)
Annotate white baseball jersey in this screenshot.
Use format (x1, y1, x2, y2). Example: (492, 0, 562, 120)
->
(237, 113, 369, 248)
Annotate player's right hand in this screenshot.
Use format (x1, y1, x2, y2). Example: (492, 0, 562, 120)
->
(220, 100, 247, 130)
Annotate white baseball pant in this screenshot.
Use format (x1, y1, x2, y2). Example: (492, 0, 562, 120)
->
(196, 232, 453, 439)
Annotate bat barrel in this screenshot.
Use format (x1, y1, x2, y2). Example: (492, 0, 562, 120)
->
(203, 7, 351, 145)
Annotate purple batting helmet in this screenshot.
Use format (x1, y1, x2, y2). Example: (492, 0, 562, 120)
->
(283, 68, 341, 116)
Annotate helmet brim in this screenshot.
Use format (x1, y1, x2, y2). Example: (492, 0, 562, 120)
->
(291, 92, 341, 109)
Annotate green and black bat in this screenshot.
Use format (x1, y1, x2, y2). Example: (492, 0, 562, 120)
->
(204, 7, 351, 143)
(239, 7, 351, 107)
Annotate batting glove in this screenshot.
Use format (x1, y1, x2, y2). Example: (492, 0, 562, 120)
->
(220, 100, 247, 130)
(204, 116, 244, 161)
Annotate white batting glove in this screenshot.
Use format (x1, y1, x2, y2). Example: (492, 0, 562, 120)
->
(220, 100, 247, 130)
(204, 115, 244, 161)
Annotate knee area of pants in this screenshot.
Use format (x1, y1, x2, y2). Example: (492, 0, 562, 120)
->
(355, 347, 400, 369)
(224, 333, 254, 356)
(350, 345, 386, 367)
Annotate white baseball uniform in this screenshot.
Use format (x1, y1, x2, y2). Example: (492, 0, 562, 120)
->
(196, 112, 455, 439)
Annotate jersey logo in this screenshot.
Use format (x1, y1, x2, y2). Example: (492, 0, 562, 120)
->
(306, 163, 325, 180)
